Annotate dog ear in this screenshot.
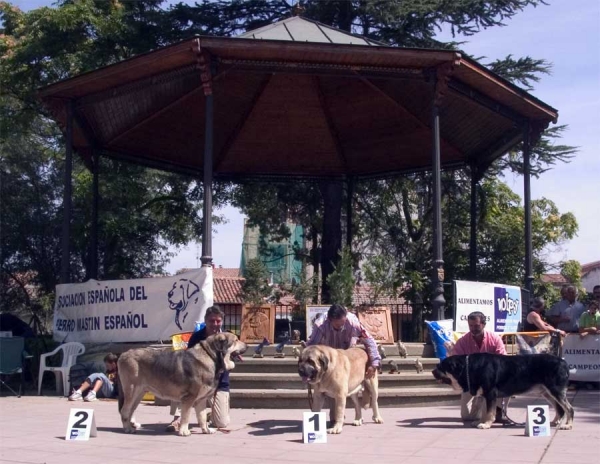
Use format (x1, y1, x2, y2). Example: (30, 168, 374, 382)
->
(318, 353, 329, 372)
(186, 280, 200, 299)
(213, 333, 230, 352)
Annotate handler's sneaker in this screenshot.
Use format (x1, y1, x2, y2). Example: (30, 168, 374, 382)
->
(68, 390, 83, 401)
(84, 391, 97, 402)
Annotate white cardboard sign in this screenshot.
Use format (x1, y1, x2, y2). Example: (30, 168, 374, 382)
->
(305, 306, 329, 341)
(65, 408, 97, 441)
(525, 405, 551, 437)
(302, 411, 327, 444)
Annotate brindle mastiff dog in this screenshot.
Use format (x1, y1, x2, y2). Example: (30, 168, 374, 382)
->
(298, 345, 384, 434)
(118, 332, 246, 436)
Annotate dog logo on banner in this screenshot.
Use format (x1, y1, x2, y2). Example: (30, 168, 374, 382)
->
(168, 279, 200, 330)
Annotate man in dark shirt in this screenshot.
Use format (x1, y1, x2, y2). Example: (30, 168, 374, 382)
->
(166, 305, 230, 432)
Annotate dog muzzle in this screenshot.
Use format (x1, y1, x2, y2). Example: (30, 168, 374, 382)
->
(298, 364, 318, 384)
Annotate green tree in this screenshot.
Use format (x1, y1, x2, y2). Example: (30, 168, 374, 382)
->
(0, 1, 230, 320)
(560, 260, 586, 300)
(362, 254, 401, 306)
(240, 258, 271, 306)
(326, 247, 355, 308)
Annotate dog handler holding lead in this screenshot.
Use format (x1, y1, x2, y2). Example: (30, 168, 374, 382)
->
(306, 304, 381, 378)
(453, 311, 506, 423)
(166, 305, 230, 432)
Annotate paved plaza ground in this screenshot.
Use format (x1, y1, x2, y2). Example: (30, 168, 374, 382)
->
(0, 389, 598, 464)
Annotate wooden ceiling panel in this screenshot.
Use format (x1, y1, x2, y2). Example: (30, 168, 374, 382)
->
(220, 74, 343, 176)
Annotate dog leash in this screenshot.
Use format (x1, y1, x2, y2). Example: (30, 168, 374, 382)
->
(466, 355, 470, 392)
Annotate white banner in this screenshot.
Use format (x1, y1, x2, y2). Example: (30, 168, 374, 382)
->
(563, 334, 600, 382)
(53, 268, 213, 343)
(454, 280, 522, 334)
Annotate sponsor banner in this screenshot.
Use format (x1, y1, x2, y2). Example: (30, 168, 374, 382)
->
(563, 334, 600, 382)
(53, 268, 213, 343)
(454, 280, 522, 333)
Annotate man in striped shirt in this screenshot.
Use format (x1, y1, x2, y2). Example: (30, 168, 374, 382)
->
(306, 304, 381, 378)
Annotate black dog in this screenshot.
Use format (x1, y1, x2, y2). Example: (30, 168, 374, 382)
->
(432, 353, 574, 429)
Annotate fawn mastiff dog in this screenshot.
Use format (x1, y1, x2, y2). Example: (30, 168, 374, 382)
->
(432, 353, 574, 430)
(118, 332, 246, 436)
(298, 345, 384, 434)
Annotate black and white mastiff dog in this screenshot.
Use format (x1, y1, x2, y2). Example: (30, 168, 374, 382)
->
(432, 353, 574, 430)
(298, 345, 384, 434)
(118, 332, 246, 436)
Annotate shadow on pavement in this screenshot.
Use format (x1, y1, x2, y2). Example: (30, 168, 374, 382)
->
(397, 417, 470, 429)
(246, 419, 302, 436)
(97, 423, 169, 435)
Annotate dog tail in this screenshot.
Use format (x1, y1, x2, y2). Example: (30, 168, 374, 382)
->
(117, 374, 124, 413)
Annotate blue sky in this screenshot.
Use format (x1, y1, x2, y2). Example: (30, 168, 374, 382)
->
(12, 0, 600, 275)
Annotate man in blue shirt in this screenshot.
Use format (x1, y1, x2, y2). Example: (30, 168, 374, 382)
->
(166, 305, 230, 432)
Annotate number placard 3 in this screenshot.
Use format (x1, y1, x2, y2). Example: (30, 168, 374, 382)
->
(302, 412, 327, 444)
(65, 408, 97, 441)
(525, 405, 551, 437)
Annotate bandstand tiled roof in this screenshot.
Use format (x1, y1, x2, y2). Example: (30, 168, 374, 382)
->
(38, 17, 558, 181)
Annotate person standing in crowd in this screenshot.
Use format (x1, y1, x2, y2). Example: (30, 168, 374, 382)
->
(548, 285, 586, 333)
(453, 311, 506, 423)
(593, 285, 600, 305)
(166, 305, 230, 432)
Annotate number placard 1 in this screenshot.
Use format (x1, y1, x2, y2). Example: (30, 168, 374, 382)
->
(302, 412, 327, 444)
(65, 408, 97, 441)
(525, 405, 551, 437)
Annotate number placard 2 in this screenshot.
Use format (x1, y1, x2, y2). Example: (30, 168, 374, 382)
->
(65, 408, 97, 441)
(302, 412, 327, 444)
(525, 405, 551, 437)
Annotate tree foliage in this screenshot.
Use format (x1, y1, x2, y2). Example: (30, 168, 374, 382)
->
(560, 260, 586, 299)
(0, 0, 230, 320)
(326, 247, 355, 308)
(240, 258, 271, 306)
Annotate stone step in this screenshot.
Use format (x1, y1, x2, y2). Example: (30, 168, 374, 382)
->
(229, 387, 460, 409)
(246, 343, 434, 358)
(229, 372, 443, 390)
(234, 356, 439, 374)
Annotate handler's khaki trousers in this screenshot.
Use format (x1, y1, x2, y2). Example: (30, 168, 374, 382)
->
(169, 391, 230, 428)
(460, 392, 483, 420)
(461, 392, 505, 422)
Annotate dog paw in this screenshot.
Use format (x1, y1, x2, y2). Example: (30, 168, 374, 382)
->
(476, 422, 492, 429)
(327, 425, 343, 434)
(177, 428, 192, 437)
(201, 427, 216, 434)
(352, 419, 363, 426)
(130, 421, 141, 430)
(559, 423, 573, 430)
(123, 427, 136, 434)
(373, 416, 384, 424)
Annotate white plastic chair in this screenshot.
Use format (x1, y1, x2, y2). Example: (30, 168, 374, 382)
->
(37, 342, 85, 397)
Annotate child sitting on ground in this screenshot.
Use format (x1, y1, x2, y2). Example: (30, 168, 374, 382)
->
(68, 353, 118, 402)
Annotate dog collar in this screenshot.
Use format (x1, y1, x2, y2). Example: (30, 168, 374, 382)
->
(465, 355, 471, 392)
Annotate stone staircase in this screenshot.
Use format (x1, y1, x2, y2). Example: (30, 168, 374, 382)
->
(229, 343, 460, 409)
